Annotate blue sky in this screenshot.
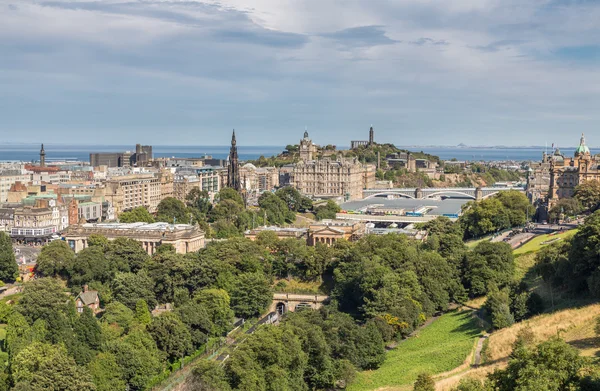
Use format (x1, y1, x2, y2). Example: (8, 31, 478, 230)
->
(1, 0, 600, 147)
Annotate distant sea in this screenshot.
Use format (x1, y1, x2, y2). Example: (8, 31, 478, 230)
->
(0, 144, 285, 163)
(402, 146, 583, 162)
(0, 143, 587, 163)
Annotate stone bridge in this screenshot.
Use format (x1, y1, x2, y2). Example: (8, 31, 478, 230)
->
(362, 186, 523, 201)
(269, 293, 329, 315)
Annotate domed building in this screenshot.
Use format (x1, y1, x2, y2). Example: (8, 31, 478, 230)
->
(548, 133, 600, 206)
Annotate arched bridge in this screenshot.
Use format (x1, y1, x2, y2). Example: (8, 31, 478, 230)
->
(270, 293, 329, 315)
(363, 187, 524, 201)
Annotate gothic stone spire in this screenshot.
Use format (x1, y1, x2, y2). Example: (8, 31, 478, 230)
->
(227, 129, 241, 191)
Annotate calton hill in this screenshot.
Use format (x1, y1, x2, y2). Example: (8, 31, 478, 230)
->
(1, 181, 600, 390)
(249, 142, 523, 188)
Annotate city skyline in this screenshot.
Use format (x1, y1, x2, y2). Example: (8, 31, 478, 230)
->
(2, 1, 600, 146)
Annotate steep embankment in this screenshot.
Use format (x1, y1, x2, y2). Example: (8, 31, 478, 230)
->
(349, 311, 484, 391)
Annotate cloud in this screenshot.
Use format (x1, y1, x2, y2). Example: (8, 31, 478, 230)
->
(320, 25, 399, 47)
(410, 37, 449, 46)
(2, 0, 600, 146)
(473, 39, 528, 52)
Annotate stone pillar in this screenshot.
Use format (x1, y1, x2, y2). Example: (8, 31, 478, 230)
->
(415, 188, 423, 199)
(475, 187, 483, 201)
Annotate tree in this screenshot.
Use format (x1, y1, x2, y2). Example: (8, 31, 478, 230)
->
(101, 302, 134, 333)
(156, 197, 189, 224)
(12, 342, 96, 391)
(489, 337, 585, 391)
(413, 373, 435, 391)
(186, 360, 231, 391)
(463, 242, 514, 296)
(69, 246, 113, 286)
(484, 286, 514, 330)
(134, 299, 152, 326)
(147, 312, 192, 361)
(275, 186, 304, 212)
(88, 352, 127, 391)
(0, 232, 18, 283)
(258, 192, 295, 225)
(218, 188, 244, 206)
(87, 234, 109, 249)
(75, 307, 103, 351)
(549, 198, 582, 222)
(230, 273, 272, 318)
(119, 206, 155, 223)
(106, 330, 162, 390)
(315, 200, 341, 220)
(35, 240, 75, 278)
(17, 278, 69, 324)
(195, 289, 234, 336)
(111, 271, 157, 310)
(176, 300, 212, 348)
(575, 180, 600, 211)
(106, 238, 149, 274)
(186, 188, 212, 215)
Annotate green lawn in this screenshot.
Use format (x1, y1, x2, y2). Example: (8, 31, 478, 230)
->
(465, 236, 492, 248)
(349, 311, 483, 391)
(513, 229, 578, 256)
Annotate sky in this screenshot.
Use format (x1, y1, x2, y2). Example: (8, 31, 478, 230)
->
(1, 0, 600, 147)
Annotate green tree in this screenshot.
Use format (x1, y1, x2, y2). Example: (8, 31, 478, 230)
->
(186, 188, 212, 215)
(147, 312, 192, 361)
(106, 238, 149, 273)
(35, 240, 75, 278)
(111, 271, 157, 310)
(230, 272, 272, 318)
(0, 232, 18, 283)
(101, 302, 134, 333)
(489, 337, 585, 391)
(575, 180, 600, 211)
(258, 192, 295, 225)
(463, 242, 514, 296)
(134, 299, 152, 326)
(549, 197, 582, 222)
(176, 300, 211, 348)
(119, 206, 155, 223)
(106, 329, 162, 391)
(186, 360, 231, 391)
(484, 286, 514, 330)
(75, 307, 103, 351)
(17, 278, 69, 324)
(195, 289, 234, 336)
(12, 342, 96, 391)
(87, 234, 109, 249)
(413, 373, 435, 391)
(156, 197, 189, 224)
(315, 200, 341, 220)
(69, 246, 113, 286)
(88, 352, 127, 391)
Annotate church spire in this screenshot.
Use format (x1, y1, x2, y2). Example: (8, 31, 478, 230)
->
(40, 143, 46, 167)
(227, 129, 241, 191)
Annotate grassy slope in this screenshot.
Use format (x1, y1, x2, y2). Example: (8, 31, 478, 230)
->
(349, 311, 483, 391)
(513, 229, 578, 256)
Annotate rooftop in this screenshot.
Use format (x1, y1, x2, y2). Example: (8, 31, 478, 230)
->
(82, 222, 196, 231)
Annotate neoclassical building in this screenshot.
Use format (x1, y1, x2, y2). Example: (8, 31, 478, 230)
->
(548, 133, 600, 206)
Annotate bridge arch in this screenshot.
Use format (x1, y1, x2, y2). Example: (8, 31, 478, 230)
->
(421, 191, 476, 200)
(275, 302, 287, 315)
(481, 191, 500, 199)
(364, 192, 415, 200)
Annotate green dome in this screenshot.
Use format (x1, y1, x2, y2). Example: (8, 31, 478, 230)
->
(576, 133, 590, 155)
